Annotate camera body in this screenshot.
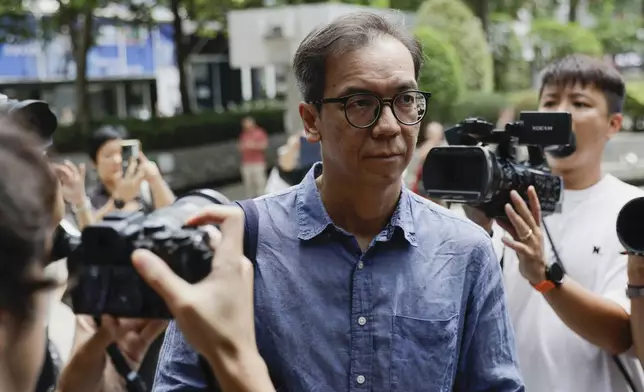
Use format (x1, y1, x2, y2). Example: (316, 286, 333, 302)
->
(67, 189, 230, 319)
(422, 111, 574, 218)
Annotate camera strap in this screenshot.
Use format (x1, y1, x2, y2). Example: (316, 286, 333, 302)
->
(541, 219, 639, 392)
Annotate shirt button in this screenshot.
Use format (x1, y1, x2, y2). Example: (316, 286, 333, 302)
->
(356, 375, 366, 384)
(357, 261, 364, 269)
(358, 316, 367, 326)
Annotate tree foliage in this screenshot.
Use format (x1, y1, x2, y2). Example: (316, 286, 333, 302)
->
(529, 19, 603, 70)
(0, 1, 32, 43)
(416, 0, 494, 92)
(488, 13, 530, 91)
(414, 26, 464, 122)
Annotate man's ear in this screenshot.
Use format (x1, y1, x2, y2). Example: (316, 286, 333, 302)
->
(299, 103, 321, 143)
(607, 112, 623, 140)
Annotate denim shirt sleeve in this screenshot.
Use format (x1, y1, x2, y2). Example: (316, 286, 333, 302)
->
(152, 321, 212, 392)
(455, 238, 525, 392)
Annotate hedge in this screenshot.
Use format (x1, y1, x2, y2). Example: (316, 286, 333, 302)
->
(52, 108, 286, 153)
(415, 0, 494, 92)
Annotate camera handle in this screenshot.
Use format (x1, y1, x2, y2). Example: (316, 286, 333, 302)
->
(93, 316, 148, 392)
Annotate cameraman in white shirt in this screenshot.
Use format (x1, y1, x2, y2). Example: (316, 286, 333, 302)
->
(466, 54, 644, 391)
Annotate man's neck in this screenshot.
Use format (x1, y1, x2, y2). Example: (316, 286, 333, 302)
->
(555, 163, 603, 190)
(316, 174, 402, 240)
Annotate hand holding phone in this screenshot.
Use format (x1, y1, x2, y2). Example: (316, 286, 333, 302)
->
(121, 139, 141, 174)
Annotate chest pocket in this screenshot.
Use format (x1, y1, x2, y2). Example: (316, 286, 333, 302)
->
(390, 314, 459, 392)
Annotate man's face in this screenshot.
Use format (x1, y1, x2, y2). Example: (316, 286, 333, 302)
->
(539, 82, 622, 173)
(300, 36, 419, 186)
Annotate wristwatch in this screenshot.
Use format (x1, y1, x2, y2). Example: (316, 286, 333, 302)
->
(532, 262, 565, 293)
(626, 285, 644, 299)
(113, 199, 126, 209)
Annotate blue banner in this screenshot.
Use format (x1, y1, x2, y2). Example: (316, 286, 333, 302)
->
(0, 18, 176, 81)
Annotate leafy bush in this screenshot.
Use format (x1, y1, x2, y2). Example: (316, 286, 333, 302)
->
(416, 0, 494, 92)
(530, 19, 603, 69)
(449, 91, 510, 125)
(415, 26, 465, 123)
(624, 81, 644, 119)
(508, 90, 539, 112)
(53, 108, 286, 153)
(488, 13, 531, 92)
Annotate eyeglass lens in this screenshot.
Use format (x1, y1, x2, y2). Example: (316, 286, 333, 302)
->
(345, 91, 427, 127)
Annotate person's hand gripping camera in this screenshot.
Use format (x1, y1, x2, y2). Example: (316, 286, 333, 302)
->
(131, 204, 273, 390)
(497, 187, 548, 284)
(464, 186, 548, 284)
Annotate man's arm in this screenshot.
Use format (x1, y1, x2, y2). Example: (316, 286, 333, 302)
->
(455, 239, 524, 391)
(498, 187, 632, 355)
(542, 277, 631, 355)
(628, 256, 644, 364)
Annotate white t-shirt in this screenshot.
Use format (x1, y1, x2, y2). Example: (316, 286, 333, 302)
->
(500, 174, 644, 392)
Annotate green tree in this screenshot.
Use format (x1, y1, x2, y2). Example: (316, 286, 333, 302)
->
(416, 0, 494, 92)
(488, 13, 530, 91)
(414, 26, 464, 122)
(40, 0, 145, 133)
(0, 1, 32, 43)
(530, 19, 603, 70)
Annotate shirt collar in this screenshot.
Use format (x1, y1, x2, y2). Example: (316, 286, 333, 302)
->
(295, 162, 417, 246)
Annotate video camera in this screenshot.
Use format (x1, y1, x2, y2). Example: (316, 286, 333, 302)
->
(0, 95, 58, 147)
(62, 189, 230, 319)
(422, 111, 574, 218)
(617, 197, 644, 256)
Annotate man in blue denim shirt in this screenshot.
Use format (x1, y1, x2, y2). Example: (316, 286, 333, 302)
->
(154, 11, 524, 391)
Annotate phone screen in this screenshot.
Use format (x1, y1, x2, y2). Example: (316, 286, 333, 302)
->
(121, 139, 140, 174)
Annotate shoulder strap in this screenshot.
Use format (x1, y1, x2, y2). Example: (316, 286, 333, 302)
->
(235, 199, 260, 262)
(199, 198, 262, 391)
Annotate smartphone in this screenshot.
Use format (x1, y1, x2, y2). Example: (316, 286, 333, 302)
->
(121, 139, 141, 174)
(298, 136, 322, 168)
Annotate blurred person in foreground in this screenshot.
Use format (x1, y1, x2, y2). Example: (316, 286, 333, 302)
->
(155, 11, 523, 391)
(0, 121, 66, 392)
(465, 54, 644, 391)
(0, 117, 270, 392)
(239, 116, 269, 198)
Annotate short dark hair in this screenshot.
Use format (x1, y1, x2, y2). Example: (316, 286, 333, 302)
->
(539, 54, 626, 114)
(0, 118, 59, 323)
(293, 11, 423, 104)
(88, 125, 128, 162)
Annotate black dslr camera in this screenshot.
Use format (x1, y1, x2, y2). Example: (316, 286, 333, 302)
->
(616, 197, 644, 256)
(422, 111, 574, 218)
(66, 189, 230, 319)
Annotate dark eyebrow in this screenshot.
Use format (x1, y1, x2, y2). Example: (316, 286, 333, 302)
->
(337, 82, 419, 98)
(569, 92, 591, 100)
(337, 87, 375, 97)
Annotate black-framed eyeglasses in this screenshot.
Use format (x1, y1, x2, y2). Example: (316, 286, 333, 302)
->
(312, 90, 432, 129)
